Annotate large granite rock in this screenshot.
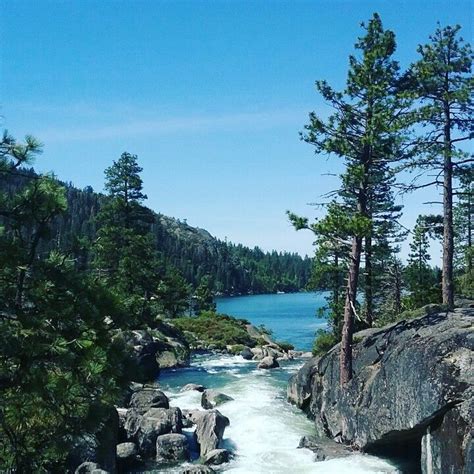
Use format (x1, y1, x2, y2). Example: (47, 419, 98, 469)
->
(116, 323, 190, 382)
(192, 409, 230, 456)
(202, 448, 230, 465)
(124, 407, 182, 457)
(156, 433, 190, 463)
(297, 435, 353, 461)
(129, 387, 169, 413)
(288, 308, 474, 473)
(257, 356, 279, 369)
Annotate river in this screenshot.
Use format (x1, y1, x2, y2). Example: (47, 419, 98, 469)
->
(159, 293, 400, 473)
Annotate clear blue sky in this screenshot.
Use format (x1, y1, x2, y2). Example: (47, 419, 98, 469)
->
(1, 0, 472, 260)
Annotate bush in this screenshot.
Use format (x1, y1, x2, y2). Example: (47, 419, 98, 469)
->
(172, 311, 255, 349)
(277, 341, 294, 352)
(312, 329, 338, 356)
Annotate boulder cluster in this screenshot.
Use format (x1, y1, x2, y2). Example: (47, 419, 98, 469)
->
(73, 383, 234, 473)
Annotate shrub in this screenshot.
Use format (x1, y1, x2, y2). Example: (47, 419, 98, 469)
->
(312, 329, 338, 356)
(172, 311, 255, 349)
(277, 341, 294, 352)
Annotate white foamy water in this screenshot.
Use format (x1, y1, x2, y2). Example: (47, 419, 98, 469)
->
(161, 355, 401, 474)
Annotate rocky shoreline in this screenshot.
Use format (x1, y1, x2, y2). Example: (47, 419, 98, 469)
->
(68, 320, 309, 473)
(288, 307, 474, 473)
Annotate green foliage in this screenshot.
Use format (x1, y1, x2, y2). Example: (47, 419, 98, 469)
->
(193, 276, 216, 314)
(156, 268, 191, 318)
(404, 215, 442, 308)
(276, 341, 294, 352)
(0, 135, 131, 471)
(312, 329, 338, 356)
(173, 311, 255, 350)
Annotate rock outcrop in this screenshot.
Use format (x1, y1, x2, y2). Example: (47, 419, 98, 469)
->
(116, 322, 190, 382)
(288, 308, 474, 473)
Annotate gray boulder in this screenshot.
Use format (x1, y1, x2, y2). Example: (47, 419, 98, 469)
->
(68, 407, 118, 473)
(180, 466, 215, 474)
(194, 409, 230, 456)
(201, 389, 234, 409)
(74, 462, 110, 473)
(156, 433, 190, 463)
(287, 357, 319, 409)
(202, 448, 230, 465)
(289, 308, 474, 473)
(116, 442, 139, 471)
(250, 347, 264, 360)
(124, 407, 182, 457)
(129, 387, 169, 413)
(240, 347, 254, 360)
(181, 383, 206, 393)
(116, 442, 137, 459)
(298, 435, 353, 461)
(257, 356, 279, 369)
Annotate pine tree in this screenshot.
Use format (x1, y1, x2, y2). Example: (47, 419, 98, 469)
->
(93, 152, 160, 326)
(454, 165, 474, 296)
(302, 14, 408, 384)
(0, 134, 129, 471)
(405, 216, 442, 307)
(404, 24, 473, 309)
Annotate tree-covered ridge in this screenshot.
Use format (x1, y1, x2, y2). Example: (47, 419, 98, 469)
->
(0, 168, 311, 296)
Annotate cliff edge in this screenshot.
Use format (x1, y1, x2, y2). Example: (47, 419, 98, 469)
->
(288, 307, 473, 473)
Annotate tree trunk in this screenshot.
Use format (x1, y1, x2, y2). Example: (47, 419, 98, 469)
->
(442, 100, 454, 310)
(468, 188, 472, 273)
(364, 235, 373, 326)
(340, 235, 362, 385)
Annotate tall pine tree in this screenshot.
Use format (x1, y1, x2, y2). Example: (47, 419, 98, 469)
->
(302, 14, 408, 384)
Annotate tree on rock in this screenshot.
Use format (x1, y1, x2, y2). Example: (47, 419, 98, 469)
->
(301, 14, 408, 384)
(403, 24, 473, 310)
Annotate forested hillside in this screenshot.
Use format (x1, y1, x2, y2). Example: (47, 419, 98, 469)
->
(1, 169, 311, 295)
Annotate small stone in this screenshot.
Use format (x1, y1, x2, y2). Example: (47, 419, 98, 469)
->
(201, 389, 234, 409)
(116, 442, 137, 459)
(181, 383, 206, 392)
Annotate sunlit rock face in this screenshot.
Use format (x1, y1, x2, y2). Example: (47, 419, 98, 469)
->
(289, 308, 474, 473)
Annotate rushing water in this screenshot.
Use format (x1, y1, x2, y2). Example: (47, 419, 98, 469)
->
(160, 355, 399, 473)
(216, 292, 329, 351)
(158, 293, 400, 473)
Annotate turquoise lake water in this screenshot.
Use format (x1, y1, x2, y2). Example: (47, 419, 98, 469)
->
(216, 292, 329, 351)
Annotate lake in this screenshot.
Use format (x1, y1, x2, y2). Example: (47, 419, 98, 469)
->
(216, 292, 329, 351)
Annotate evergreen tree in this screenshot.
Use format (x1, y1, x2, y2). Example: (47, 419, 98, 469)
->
(194, 276, 216, 314)
(405, 215, 442, 307)
(0, 134, 129, 471)
(93, 153, 161, 326)
(301, 14, 408, 384)
(156, 268, 191, 317)
(454, 165, 474, 296)
(404, 24, 473, 309)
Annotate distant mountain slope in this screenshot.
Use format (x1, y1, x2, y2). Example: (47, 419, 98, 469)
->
(1, 169, 311, 295)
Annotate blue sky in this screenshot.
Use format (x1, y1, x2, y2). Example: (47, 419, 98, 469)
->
(1, 0, 472, 260)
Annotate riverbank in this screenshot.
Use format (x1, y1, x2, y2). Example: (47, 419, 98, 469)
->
(156, 353, 400, 473)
